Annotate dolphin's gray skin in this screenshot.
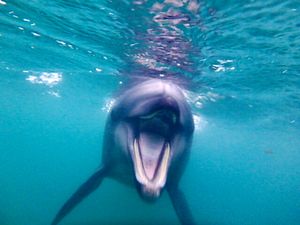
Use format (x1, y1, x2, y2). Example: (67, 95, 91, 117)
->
(51, 79, 195, 225)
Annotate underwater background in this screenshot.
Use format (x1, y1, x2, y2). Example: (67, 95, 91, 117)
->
(0, 0, 300, 224)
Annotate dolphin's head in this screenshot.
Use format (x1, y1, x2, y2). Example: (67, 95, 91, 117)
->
(110, 79, 194, 200)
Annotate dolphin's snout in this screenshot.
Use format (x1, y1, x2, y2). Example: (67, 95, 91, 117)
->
(129, 105, 179, 199)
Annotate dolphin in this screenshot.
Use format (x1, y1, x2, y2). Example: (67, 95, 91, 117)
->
(51, 79, 195, 225)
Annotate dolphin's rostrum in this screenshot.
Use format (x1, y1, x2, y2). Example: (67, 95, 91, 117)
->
(51, 79, 195, 225)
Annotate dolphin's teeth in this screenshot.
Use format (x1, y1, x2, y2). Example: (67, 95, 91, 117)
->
(133, 139, 148, 183)
(133, 138, 170, 189)
(153, 142, 170, 185)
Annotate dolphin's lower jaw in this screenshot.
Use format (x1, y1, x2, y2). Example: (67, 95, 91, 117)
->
(133, 138, 171, 199)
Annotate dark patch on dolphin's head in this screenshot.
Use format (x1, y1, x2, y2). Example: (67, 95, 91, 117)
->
(110, 79, 194, 200)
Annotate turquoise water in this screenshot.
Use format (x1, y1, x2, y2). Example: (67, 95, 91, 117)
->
(1, 0, 300, 225)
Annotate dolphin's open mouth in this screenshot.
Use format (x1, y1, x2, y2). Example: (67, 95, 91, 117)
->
(131, 109, 178, 198)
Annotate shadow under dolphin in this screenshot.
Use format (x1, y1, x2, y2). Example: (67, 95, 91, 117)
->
(51, 79, 195, 225)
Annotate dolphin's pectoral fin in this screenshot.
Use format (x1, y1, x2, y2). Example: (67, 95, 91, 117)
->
(167, 185, 196, 225)
(51, 166, 108, 225)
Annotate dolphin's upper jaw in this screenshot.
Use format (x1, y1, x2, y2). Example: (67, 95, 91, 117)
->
(131, 108, 178, 199)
